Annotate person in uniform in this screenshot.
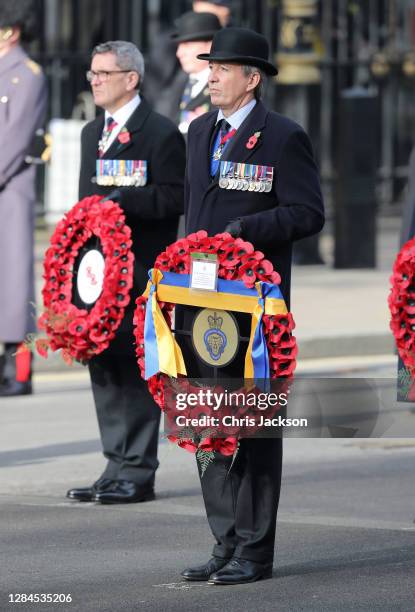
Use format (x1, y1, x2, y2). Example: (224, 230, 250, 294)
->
(67, 41, 185, 504)
(180, 28, 324, 584)
(172, 11, 222, 137)
(0, 0, 47, 397)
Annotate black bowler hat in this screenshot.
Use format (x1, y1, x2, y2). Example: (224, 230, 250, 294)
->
(171, 11, 222, 43)
(197, 27, 278, 76)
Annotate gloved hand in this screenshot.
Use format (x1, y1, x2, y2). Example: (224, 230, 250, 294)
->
(225, 218, 244, 238)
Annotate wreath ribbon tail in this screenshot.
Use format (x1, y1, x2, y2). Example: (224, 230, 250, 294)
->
(144, 269, 187, 380)
(245, 281, 271, 391)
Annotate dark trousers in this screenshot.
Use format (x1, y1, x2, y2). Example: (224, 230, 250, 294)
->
(88, 351, 161, 487)
(175, 305, 283, 564)
(197, 437, 283, 564)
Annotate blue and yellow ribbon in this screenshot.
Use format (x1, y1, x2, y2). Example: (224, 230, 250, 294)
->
(245, 282, 275, 387)
(143, 270, 287, 380)
(144, 269, 187, 380)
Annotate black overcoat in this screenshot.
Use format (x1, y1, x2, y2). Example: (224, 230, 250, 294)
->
(79, 98, 186, 352)
(182, 100, 325, 563)
(185, 100, 325, 308)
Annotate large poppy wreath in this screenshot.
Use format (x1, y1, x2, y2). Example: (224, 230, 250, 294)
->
(133, 230, 297, 456)
(389, 236, 415, 370)
(38, 195, 134, 363)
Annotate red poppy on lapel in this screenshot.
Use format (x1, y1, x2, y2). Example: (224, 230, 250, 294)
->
(246, 131, 261, 149)
(118, 127, 131, 144)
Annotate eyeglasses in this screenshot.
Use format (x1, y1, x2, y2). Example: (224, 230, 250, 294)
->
(86, 69, 133, 82)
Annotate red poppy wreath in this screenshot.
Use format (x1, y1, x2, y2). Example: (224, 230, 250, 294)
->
(133, 230, 297, 456)
(37, 195, 134, 363)
(389, 235, 415, 370)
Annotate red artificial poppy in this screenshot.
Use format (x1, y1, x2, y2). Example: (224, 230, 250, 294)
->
(389, 236, 415, 369)
(270, 271, 282, 285)
(234, 238, 254, 257)
(246, 131, 261, 150)
(37, 195, 134, 364)
(214, 437, 238, 456)
(199, 437, 216, 452)
(239, 261, 258, 287)
(133, 231, 297, 456)
(219, 246, 241, 269)
(117, 129, 131, 144)
(35, 338, 49, 359)
(240, 250, 265, 264)
(177, 439, 198, 453)
(166, 238, 190, 257)
(218, 267, 237, 281)
(68, 318, 88, 337)
(148, 374, 165, 408)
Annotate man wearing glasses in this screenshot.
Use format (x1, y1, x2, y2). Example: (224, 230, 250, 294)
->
(67, 41, 185, 504)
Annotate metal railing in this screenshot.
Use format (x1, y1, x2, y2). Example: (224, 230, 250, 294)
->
(28, 0, 415, 217)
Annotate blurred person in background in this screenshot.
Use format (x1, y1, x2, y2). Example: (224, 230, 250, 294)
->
(144, 0, 232, 116)
(0, 0, 47, 397)
(171, 11, 222, 135)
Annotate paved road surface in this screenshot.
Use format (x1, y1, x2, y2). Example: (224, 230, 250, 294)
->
(1, 363, 415, 611)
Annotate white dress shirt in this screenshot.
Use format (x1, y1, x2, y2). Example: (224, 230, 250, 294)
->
(216, 98, 257, 130)
(103, 94, 141, 153)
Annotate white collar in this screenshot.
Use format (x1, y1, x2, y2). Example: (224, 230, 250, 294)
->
(105, 94, 141, 128)
(216, 98, 257, 130)
(189, 67, 210, 86)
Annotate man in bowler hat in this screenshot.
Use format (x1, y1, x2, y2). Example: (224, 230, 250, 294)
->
(144, 0, 232, 116)
(180, 27, 324, 584)
(171, 11, 222, 136)
(0, 0, 47, 397)
(67, 41, 185, 504)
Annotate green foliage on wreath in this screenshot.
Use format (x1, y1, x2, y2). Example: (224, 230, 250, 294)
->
(397, 366, 414, 401)
(196, 449, 215, 477)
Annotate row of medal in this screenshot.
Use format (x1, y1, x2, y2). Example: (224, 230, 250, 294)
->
(95, 159, 148, 187)
(219, 161, 274, 192)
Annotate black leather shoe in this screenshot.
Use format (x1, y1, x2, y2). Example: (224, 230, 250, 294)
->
(209, 558, 273, 585)
(181, 557, 230, 581)
(66, 478, 115, 502)
(0, 380, 32, 397)
(94, 480, 155, 504)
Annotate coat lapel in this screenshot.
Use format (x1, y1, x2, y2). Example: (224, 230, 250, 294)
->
(192, 111, 218, 191)
(223, 101, 268, 164)
(205, 101, 268, 195)
(87, 115, 105, 164)
(103, 98, 152, 159)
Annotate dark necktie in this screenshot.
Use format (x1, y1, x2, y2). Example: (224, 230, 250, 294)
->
(98, 116, 118, 157)
(210, 120, 236, 177)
